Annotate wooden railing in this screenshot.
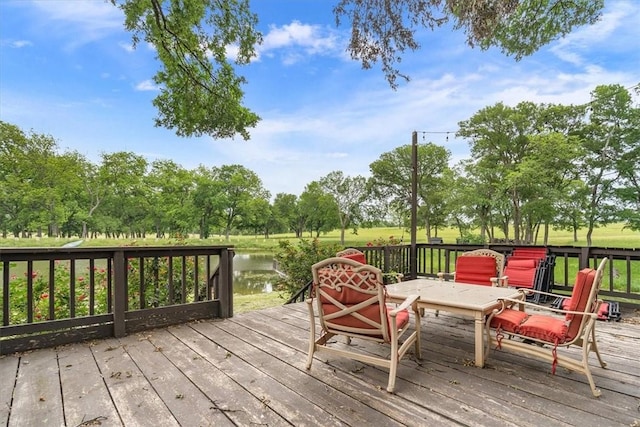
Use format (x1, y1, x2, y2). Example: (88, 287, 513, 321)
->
(287, 244, 640, 307)
(0, 246, 234, 355)
(414, 244, 640, 305)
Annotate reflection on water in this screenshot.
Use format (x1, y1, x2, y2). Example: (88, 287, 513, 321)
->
(234, 253, 280, 295)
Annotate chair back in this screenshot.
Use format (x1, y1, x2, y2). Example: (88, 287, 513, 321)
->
(454, 249, 505, 285)
(565, 258, 607, 340)
(311, 257, 389, 342)
(336, 248, 367, 264)
(454, 256, 497, 286)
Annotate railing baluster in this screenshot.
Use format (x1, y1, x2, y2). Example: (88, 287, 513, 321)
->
(48, 260, 55, 320)
(27, 260, 34, 323)
(89, 259, 95, 315)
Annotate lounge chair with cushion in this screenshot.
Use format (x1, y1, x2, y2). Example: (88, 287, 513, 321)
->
(306, 257, 421, 392)
(485, 258, 608, 397)
(438, 248, 506, 287)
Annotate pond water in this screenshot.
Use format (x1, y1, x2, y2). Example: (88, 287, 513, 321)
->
(233, 253, 281, 295)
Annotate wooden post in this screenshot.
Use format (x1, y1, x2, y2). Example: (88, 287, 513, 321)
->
(113, 250, 126, 338)
(218, 249, 234, 318)
(410, 131, 418, 279)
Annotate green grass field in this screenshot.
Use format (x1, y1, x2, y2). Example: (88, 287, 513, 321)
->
(1, 223, 638, 250)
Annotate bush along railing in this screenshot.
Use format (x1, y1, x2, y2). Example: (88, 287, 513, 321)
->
(0, 246, 234, 355)
(285, 244, 411, 304)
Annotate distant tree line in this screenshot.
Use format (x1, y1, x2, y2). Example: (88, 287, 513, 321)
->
(1, 84, 638, 246)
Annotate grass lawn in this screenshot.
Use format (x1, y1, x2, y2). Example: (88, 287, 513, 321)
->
(1, 223, 638, 250)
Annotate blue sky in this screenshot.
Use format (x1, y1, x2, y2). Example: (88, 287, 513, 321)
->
(1, 1, 639, 198)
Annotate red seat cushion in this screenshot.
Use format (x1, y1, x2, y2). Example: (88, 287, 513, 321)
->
(489, 309, 528, 333)
(454, 256, 497, 286)
(340, 252, 367, 264)
(517, 315, 569, 343)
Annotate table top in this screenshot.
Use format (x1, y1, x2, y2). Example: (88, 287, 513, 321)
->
(386, 277, 523, 311)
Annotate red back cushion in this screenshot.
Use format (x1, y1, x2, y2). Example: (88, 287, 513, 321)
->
(503, 264, 536, 288)
(340, 252, 367, 264)
(507, 259, 537, 268)
(316, 267, 384, 335)
(566, 268, 597, 339)
(454, 256, 497, 286)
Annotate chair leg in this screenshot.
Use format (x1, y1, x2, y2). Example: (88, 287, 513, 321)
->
(414, 309, 422, 360)
(387, 341, 399, 393)
(306, 301, 316, 369)
(581, 343, 602, 397)
(589, 324, 607, 368)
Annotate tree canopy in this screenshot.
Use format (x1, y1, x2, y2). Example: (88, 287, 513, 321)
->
(113, 0, 605, 138)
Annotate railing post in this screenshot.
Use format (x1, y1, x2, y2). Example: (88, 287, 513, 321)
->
(218, 249, 234, 318)
(113, 250, 126, 338)
(383, 246, 391, 275)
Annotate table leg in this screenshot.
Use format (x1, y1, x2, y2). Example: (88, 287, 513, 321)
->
(474, 312, 485, 367)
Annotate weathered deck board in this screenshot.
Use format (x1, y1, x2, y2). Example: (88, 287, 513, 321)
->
(8, 347, 65, 427)
(1, 303, 639, 427)
(58, 343, 122, 427)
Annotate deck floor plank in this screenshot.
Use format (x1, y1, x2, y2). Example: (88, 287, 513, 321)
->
(215, 315, 453, 426)
(90, 338, 180, 427)
(148, 326, 291, 427)
(1, 303, 639, 427)
(170, 321, 347, 427)
(233, 308, 570, 427)
(57, 343, 123, 427)
(0, 354, 18, 426)
(8, 347, 65, 427)
(122, 331, 234, 427)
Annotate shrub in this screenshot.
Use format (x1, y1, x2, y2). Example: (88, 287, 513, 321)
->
(274, 239, 343, 299)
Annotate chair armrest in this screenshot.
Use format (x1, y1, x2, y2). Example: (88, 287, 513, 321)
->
(490, 276, 504, 287)
(436, 272, 451, 281)
(495, 296, 598, 318)
(389, 294, 420, 317)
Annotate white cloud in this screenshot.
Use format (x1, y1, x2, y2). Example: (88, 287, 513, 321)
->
(550, 1, 640, 65)
(6, 40, 33, 48)
(27, 0, 123, 49)
(135, 80, 158, 91)
(119, 42, 135, 53)
(256, 20, 343, 65)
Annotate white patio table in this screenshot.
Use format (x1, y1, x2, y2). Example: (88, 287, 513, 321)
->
(386, 278, 523, 367)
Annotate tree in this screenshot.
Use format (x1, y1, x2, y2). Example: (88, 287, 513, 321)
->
(272, 193, 302, 236)
(334, 0, 604, 88)
(577, 84, 637, 246)
(113, 1, 604, 138)
(369, 142, 450, 240)
(458, 101, 544, 243)
(298, 182, 340, 238)
(214, 164, 270, 240)
(191, 166, 225, 239)
(614, 85, 640, 231)
(97, 152, 150, 237)
(113, 0, 261, 139)
(0, 122, 59, 237)
(319, 171, 368, 245)
(146, 160, 195, 237)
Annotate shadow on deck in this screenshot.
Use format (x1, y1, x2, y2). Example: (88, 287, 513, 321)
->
(1, 303, 639, 426)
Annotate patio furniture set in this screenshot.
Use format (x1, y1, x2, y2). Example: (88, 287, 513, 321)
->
(304, 248, 609, 397)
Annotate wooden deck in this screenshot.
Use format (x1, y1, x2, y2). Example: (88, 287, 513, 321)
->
(2, 303, 639, 427)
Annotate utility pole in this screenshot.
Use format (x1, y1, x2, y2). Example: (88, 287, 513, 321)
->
(410, 131, 418, 279)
